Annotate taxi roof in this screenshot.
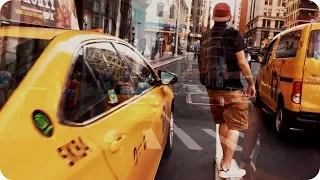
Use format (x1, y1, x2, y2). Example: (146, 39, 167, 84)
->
(0, 25, 70, 39)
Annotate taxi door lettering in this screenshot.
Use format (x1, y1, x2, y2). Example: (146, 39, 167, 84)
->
(57, 137, 90, 167)
(133, 135, 147, 165)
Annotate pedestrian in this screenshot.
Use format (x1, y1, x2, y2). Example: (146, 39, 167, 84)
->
(194, 41, 199, 60)
(199, 2, 256, 179)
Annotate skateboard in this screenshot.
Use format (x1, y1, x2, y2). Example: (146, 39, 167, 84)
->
(214, 158, 244, 180)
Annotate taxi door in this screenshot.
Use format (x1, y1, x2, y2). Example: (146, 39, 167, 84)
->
(112, 42, 161, 179)
(259, 40, 277, 104)
(79, 42, 155, 180)
(264, 39, 280, 110)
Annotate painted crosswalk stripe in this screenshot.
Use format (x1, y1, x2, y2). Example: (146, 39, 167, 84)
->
(239, 131, 261, 145)
(173, 123, 203, 150)
(203, 128, 243, 152)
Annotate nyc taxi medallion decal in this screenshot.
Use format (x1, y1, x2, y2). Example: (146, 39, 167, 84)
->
(57, 137, 91, 167)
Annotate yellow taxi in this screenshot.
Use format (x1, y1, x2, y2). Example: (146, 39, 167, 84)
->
(0, 24, 178, 180)
(256, 23, 320, 136)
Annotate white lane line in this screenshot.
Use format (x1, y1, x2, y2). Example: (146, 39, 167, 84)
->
(239, 131, 261, 145)
(173, 123, 203, 150)
(203, 128, 243, 152)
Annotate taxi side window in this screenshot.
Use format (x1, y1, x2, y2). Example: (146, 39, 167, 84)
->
(276, 30, 301, 58)
(307, 30, 320, 59)
(60, 43, 135, 124)
(113, 43, 157, 95)
(264, 40, 276, 64)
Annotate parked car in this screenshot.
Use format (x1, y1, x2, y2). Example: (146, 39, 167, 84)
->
(174, 84, 210, 117)
(256, 23, 320, 137)
(0, 24, 178, 180)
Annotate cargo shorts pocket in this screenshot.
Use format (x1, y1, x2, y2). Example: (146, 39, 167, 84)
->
(231, 103, 249, 128)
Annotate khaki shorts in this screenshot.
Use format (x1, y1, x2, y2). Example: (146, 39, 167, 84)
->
(207, 89, 249, 130)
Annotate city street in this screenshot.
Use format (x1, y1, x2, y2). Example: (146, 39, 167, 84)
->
(154, 54, 320, 180)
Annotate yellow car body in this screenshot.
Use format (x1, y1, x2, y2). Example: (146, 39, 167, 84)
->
(0, 26, 175, 180)
(256, 23, 320, 134)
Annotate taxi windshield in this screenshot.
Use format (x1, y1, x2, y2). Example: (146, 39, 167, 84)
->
(0, 36, 50, 110)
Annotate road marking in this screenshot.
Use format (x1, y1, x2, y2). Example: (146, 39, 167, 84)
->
(203, 129, 243, 152)
(173, 123, 203, 150)
(239, 131, 261, 145)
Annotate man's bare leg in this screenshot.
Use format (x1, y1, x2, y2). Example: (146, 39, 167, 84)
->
(219, 123, 229, 161)
(221, 129, 240, 170)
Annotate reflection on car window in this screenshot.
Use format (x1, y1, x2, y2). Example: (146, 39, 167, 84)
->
(0, 36, 50, 109)
(114, 43, 156, 95)
(308, 30, 320, 59)
(187, 86, 204, 93)
(60, 43, 135, 124)
(276, 31, 301, 58)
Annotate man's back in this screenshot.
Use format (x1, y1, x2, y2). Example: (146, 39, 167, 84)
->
(199, 22, 245, 90)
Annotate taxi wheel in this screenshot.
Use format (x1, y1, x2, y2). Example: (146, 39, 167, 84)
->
(275, 102, 290, 138)
(254, 81, 263, 108)
(163, 111, 174, 158)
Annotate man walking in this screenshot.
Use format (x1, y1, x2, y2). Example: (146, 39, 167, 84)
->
(199, 2, 255, 178)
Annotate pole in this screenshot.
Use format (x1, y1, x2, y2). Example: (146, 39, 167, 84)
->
(185, 0, 192, 53)
(233, 0, 237, 28)
(174, 0, 181, 57)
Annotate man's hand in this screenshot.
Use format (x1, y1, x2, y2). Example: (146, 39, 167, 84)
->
(247, 85, 256, 99)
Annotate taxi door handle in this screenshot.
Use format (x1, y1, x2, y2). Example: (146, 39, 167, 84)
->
(110, 135, 127, 153)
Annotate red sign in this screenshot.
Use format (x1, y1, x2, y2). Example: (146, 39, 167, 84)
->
(0, 0, 79, 30)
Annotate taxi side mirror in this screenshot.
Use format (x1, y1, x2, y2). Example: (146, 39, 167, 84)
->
(158, 70, 178, 85)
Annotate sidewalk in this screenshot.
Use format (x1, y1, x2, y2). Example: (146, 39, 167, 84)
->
(149, 52, 194, 68)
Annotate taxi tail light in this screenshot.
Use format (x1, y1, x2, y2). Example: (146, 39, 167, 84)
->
(186, 94, 192, 103)
(291, 81, 302, 104)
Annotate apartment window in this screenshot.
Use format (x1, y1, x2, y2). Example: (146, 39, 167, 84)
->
(282, 0, 286, 7)
(157, 3, 164, 17)
(170, 5, 175, 19)
(278, 0, 281, 6)
(268, 9, 272, 16)
(267, 20, 271, 27)
(265, 0, 268, 5)
(263, 19, 266, 27)
(280, 21, 284, 28)
(277, 9, 280, 16)
(93, 0, 100, 12)
(269, 0, 272, 6)
(264, 8, 267, 16)
(275, 20, 279, 28)
(92, 16, 99, 29)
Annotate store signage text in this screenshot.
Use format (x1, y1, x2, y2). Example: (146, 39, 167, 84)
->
(18, 0, 55, 10)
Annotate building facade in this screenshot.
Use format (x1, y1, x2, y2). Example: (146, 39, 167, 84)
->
(245, 0, 287, 48)
(239, 0, 248, 35)
(202, 0, 212, 32)
(75, 0, 133, 43)
(285, 0, 320, 29)
(190, 0, 204, 39)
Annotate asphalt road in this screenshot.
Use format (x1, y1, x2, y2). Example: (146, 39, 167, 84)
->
(155, 56, 320, 180)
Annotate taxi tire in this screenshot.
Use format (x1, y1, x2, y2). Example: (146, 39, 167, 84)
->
(275, 102, 290, 139)
(163, 111, 174, 159)
(254, 81, 263, 108)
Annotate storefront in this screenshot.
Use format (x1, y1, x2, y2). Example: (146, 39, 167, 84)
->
(132, 0, 149, 53)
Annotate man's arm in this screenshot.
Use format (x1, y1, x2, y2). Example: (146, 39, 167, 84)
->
(236, 51, 254, 86)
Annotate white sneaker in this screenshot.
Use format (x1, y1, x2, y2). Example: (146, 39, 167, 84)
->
(219, 159, 246, 178)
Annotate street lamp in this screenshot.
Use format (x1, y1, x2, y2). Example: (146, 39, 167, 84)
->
(174, 0, 181, 57)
